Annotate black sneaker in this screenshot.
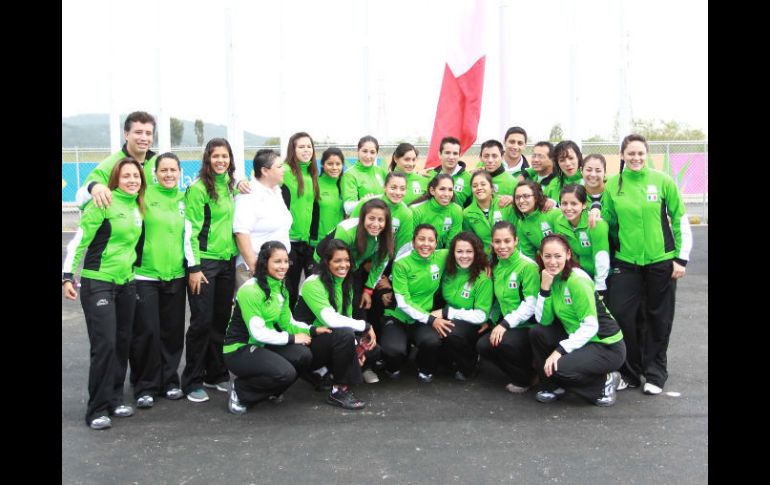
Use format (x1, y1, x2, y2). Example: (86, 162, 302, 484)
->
(595, 371, 621, 407)
(326, 388, 366, 410)
(535, 387, 566, 403)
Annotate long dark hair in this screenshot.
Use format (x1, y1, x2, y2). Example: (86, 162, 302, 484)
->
(445, 231, 488, 285)
(285, 132, 319, 200)
(388, 142, 418, 171)
(488, 221, 517, 268)
(198, 138, 235, 201)
(513, 179, 547, 218)
(410, 172, 454, 206)
(617, 133, 650, 195)
(316, 239, 354, 314)
(553, 140, 583, 186)
(108, 157, 147, 214)
(536, 233, 578, 281)
(357, 198, 393, 262)
(320, 147, 345, 176)
(254, 241, 289, 301)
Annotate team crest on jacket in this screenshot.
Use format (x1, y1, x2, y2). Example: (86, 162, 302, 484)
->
(646, 185, 658, 202)
(412, 181, 422, 194)
(493, 210, 502, 223)
(579, 231, 591, 247)
(563, 287, 572, 305)
(431, 264, 440, 280)
(508, 272, 518, 289)
(375, 174, 384, 185)
(541, 222, 553, 236)
(454, 178, 464, 193)
(133, 208, 142, 226)
(392, 218, 400, 233)
(178, 201, 185, 217)
(461, 282, 471, 299)
(443, 217, 452, 232)
(492, 183, 499, 193)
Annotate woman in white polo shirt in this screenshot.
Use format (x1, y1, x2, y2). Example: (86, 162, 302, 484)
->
(233, 149, 293, 291)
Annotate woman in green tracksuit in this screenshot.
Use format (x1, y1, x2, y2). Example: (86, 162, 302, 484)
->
(350, 172, 414, 257)
(380, 224, 450, 383)
(512, 179, 561, 259)
(315, 198, 394, 320)
(182, 138, 239, 403)
(543, 140, 584, 203)
(340, 135, 386, 216)
(388, 142, 429, 206)
(410, 173, 463, 249)
(311, 147, 346, 247)
(281, 132, 321, 309)
(62, 157, 146, 430)
(601, 134, 692, 395)
(295, 239, 379, 409)
(476, 221, 540, 394)
(582, 154, 607, 207)
(223, 241, 315, 415)
(463, 170, 515, 255)
(433, 232, 492, 380)
(130, 153, 187, 408)
(530, 234, 626, 407)
(554, 184, 610, 294)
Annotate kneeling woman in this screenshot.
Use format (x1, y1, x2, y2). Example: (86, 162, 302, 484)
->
(380, 224, 450, 382)
(223, 241, 317, 415)
(531, 234, 626, 407)
(295, 239, 377, 409)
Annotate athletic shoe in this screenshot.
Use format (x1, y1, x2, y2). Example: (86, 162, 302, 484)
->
(326, 387, 366, 410)
(136, 395, 154, 409)
(362, 369, 380, 384)
(165, 388, 184, 400)
(643, 382, 663, 395)
(187, 388, 210, 402)
(89, 416, 112, 430)
(417, 371, 433, 383)
(617, 377, 638, 391)
(112, 404, 134, 417)
(535, 387, 566, 403)
(454, 371, 468, 381)
(228, 389, 247, 415)
(505, 383, 530, 394)
(385, 369, 401, 380)
(595, 371, 621, 407)
(203, 381, 229, 393)
(268, 393, 284, 404)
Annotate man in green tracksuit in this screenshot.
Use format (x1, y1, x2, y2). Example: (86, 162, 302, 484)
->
(601, 134, 692, 394)
(521, 141, 557, 191)
(76, 111, 158, 209)
(426, 136, 473, 208)
(480, 139, 517, 197)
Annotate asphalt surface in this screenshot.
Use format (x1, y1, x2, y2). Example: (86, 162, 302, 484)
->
(62, 227, 708, 484)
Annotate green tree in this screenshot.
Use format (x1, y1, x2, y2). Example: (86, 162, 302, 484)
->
(170, 117, 184, 146)
(264, 137, 280, 146)
(194, 119, 205, 146)
(631, 119, 705, 141)
(549, 123, 563, 143)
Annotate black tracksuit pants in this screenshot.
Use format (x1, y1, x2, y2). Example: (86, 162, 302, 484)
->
(476, 325, 535, 387)
(224, 343, 312, 405)
(440, 320, 482, 376)
(80, 277, 136, 426)
(607, 259, 676, 388)
(182, 257, 235, 393)
(380, 316, 442, 375)
(130, 277, 186, 398)
(286, 241, 317, 310)
(530, 323, 626, 403)
(309, 328, 363, 386)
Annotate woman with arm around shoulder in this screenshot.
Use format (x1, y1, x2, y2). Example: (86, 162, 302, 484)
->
(182, 138, 239, 402)
(233, 149, 292, 292)
(432, 232, 493, 380)
(601, 134, 693, 395)
(462, 170, 515, 256)
(312, 147, 346, 247)
(62, 158, 146, 430)
(130, 153, 188, 407)
(530, 234, 626, 406)
(295, 239, 378, 409)
(223, 241, 314, 415)
(476, 221, 540, 394)
(410, 173, 463, 249)
(389, 142, 428, 206)
(340, 135, 386, 216)
(512, 179, 560, 259)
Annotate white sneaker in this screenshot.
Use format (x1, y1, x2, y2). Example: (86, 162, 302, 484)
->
(89, 416, 112, 430)
(643, 382, 663, 395)
(362, 369, 380, 384)
(505, 383, 530, 394)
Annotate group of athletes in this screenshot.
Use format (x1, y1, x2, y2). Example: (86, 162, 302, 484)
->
(62, 111, 692, 430)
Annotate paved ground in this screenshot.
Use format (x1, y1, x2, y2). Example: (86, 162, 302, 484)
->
(62, 227, 707, 484)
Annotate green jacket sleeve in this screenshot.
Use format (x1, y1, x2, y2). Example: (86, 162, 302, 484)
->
(535, 288, 555, 326)
(299, 276, 366, 331)
(663, 175, 693, 264)
(276, 287, 311, 335)
(183, 184, 205, 271)
(590, 220, 610, 291)
(61, 203, 107, 279)
(341, 170, 360, 215)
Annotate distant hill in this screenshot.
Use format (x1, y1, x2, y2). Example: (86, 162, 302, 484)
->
(62, 114, 270, 147)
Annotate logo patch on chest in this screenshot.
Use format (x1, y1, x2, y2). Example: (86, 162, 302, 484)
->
(454, 178, 464, 193)
(646, 185, 658, 202)
(431, 263, 440, 280)
(563, 287, 572, 305)
(508, 272, 518, 289)
(461, 282, 471, 299)
(541, 222, 553, 236)
(579, 231, 591, 247)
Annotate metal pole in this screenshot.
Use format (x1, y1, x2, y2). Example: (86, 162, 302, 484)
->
(75, 147, 80, 187)
(703, 140, 707, 222)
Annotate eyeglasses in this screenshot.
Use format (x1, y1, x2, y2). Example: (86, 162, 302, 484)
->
(515, 194, 534, 201)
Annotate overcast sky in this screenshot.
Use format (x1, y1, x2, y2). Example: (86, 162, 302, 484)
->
(62, 0, 708, 144)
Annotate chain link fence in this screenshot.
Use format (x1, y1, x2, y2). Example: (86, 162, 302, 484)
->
(62, 140, 708, 229)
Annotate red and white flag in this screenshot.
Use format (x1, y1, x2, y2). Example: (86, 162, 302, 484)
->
(425, 0, 486, 168)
